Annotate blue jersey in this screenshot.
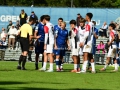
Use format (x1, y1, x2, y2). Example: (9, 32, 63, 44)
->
(92, 27, 98, 55)
(56, 28, 68, 47)
(35, 22, 45, 42)
(54, 25, 61, 34)
(93, 27, 98, 45)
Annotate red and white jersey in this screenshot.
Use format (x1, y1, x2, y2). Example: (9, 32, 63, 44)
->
(70, 27, 79, 49)
(85, 22, 93, 46)
(109, 30, 116, 45)
(44, 22, 54, 45)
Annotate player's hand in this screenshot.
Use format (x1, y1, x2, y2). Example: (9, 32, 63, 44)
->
(54, 45, 57, 49)
(44, 44, 47, 50)
(108, 42, 111, 46)
(79, 42, 84, 48)
(68, 46, 71, 50)
(36, 35, 41, 39)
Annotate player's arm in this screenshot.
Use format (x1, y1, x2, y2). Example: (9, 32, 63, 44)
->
(94, 33, 98, 39)
(44, 26, 49, 50)
(54, 29, 59, 49)
(94, 29, 98, 39)
(34, 25, 39, 39)
(29, 26, 40, 43)
(66, 37, 71, 50)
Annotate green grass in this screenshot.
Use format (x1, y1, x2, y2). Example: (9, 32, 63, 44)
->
(0, 61, 120, 90)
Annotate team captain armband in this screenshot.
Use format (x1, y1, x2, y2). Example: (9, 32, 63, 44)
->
(44, 26, 49, 33)
(85, 24, 90, 31)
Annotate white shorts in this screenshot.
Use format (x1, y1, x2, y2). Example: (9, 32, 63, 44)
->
(71, 42, 80, 56)
(83, 45, 92, 53)
(107, 45, 117, 58)
(72, 48, 79, 56)
(44, 44, 53, 53)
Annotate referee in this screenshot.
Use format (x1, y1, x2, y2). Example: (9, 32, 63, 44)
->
(17, 18, 40, 70)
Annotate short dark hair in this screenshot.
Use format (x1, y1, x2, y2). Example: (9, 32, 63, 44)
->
(58, 18, 63, 21)
(69, 20, 76, 25)
(44, 15, 50, 21)
(40, 15, 45, 21)
(86, 13, 93, 20)
(29, 17, 35, 22)
(109, 23, 116, 29)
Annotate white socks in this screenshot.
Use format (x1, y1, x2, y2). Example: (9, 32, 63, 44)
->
(82, 61, 88, 72)
(91, 62, 95, 72)
(74, 64, 77, 70)
(43, 62, 47, 69)
(115, 63, 118, 71)
(104, 63, 108, 69)
(50, 63, 53, 70)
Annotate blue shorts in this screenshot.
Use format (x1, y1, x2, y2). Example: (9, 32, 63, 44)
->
(54, 45, 66, 57)
(35, 41, 44, 54)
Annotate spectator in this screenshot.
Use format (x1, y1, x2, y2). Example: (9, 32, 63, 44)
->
(7, 21, 12, 33)
(0, 37, 7, 61)
(96, 41, 105, 64)
(0, 28, 7, 39)
(19, 9, 28, 26)
(8, 24, 17, 51)
(76, 13, 82, 27)
(115, 23, 120, 31)
(15, 21, 21, 51)
(30, 11, 38, 22)
(99, 22, 108, 37)
(15, 20, 21, 30)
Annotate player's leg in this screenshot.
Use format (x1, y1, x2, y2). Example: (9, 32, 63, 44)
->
(77, 56, 80, 72)
(39, 52, 47, 71)
(71, 55, 78, 72)
(59, 48, 66, 71)
(100, 47, 115, 71)
(35, 53, 39, 70)
(17, 38, 24, 69)
(46, 53, 54, 72)
(80, 52, 88, 73)
(100, 57, 111, 71)
(55, 55, 60, 71)
(21, 38, 29, 70)
(89, 53, 96, 73)
(113, 58, 118, 71)
(42, 54, 44, 67)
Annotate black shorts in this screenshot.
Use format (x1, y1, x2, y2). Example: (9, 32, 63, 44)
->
(35, 41, 44, 54)
(20, 37, 29, 52)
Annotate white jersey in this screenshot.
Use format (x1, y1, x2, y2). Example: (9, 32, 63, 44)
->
(78, 26, 86, 44)
(109, 30, 116, 45)
(70, 27, 79, 49)
(86, 22, 93, 46)
(44, 22, 54, 45)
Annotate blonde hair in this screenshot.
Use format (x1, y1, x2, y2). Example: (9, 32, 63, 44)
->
(61, 21, 66, 27)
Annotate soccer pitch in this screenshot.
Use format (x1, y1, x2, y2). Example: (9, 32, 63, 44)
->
(0, 61, 120, 90)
